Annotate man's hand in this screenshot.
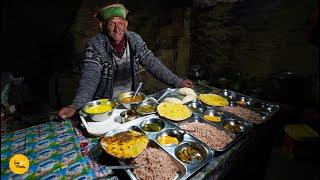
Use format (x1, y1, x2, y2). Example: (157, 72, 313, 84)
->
(57, 106, 77, 119)
(178, 79, 194, 88)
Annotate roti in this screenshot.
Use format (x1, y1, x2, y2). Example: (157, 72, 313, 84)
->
(157, 102, 192, 121)
(199, 94, 229, 106)
(100, 130, 148, 159)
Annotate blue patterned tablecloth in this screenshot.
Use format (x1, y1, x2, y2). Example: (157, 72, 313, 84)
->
(1, 120, 97, 180)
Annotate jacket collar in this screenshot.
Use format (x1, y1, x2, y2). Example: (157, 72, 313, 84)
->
(125, 31, 137, 56)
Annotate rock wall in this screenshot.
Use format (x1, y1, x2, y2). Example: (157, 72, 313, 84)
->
(190, 0, 319, 89)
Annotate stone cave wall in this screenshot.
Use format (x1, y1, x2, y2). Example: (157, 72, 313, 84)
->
(190, 0, 319, 92)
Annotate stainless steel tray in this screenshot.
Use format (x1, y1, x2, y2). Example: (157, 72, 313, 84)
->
(194, 87, 280, 124)
(148, 88, 253, 153)
(198, 107, 253, 137)
(219, 89, 279, 114)
(102, 116, 214, 180)
(175, 109, 252, 153)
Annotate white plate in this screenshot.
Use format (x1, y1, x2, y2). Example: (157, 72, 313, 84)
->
(80, 109, 158, 136)
(80, 109, 126, 136)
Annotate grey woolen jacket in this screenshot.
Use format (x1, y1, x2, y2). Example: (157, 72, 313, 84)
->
(71, 31, 183, 109)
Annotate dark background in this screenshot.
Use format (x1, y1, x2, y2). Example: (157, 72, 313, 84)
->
(2, 0, 318, 127)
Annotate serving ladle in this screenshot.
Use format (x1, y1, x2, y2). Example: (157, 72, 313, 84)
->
(145, 88, 175, 104)
(132, 82, 143, 100)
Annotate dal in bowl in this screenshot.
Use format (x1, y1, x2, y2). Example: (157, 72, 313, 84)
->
(136, 100, 158, 115)
(81, 99, 118, 121)
(117, 92, 146, 109)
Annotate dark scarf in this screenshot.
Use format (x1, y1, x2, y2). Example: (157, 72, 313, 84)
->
(109, 35, 127, 56)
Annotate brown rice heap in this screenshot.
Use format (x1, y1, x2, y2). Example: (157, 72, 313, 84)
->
(180, 122, 234, 150)
(132, 147, 179, 180)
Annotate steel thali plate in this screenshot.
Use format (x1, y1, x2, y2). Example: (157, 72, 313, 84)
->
(102, 116, 214, 180)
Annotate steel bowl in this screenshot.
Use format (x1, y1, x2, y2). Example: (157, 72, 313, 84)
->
(119, 110, 138, 123)
(156, 128, 184, 146)
(201, 109, 224, 123)
(81, 99, 118, 122)
(253, 102, 278, 114)
(136, 100, 158, 115)
(116, 92, 146, 109)
(175, 142, 207, 164)
(236, 96, 253, 106)
(222, 119, 246, 134)
(140, 118, 165, 132)
(186, 101, 206, 115)
(221, 89, 237, 100)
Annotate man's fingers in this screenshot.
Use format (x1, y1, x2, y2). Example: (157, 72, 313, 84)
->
(185, 80, 194, 88)
(178, 79, 194, 88)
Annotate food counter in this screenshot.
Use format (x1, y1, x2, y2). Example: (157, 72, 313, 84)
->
(1, 85, 279, 179)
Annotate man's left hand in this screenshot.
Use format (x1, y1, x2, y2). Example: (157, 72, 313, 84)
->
(178, 79, 194, 88)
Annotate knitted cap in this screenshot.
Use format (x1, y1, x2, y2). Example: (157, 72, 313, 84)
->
(95, 3, 129, 22)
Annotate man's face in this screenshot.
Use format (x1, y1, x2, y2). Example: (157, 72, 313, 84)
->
(105, 17, 128, 43)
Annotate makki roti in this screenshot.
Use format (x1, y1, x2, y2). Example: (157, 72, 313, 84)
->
(100, 130, 148, 159)
(199, 94, 229, 106)
(157, 102, 192, 121)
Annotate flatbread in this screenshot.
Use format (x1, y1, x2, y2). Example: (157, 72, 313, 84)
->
(157, 102, 192, 121)
(100, 130, 148, 159)
(178, 88, 197, 97)
(182, 95, 197, 104)
(199, 94, 229, 106)
(163, 97, 183, 104)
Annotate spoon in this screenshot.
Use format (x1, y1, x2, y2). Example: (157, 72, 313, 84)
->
(132, 82, 143, 100)
(142, 88, 175, 104)
(153, 88, 176, 103)
(178, 128, 196, 134)
(104, 165, 141, 170)
(156, 88, 171, 102)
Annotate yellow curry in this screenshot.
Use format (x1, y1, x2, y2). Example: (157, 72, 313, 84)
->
(158, 135, 179, 145)
(204, 115, 221, 122)
(84, 104, 112, 114)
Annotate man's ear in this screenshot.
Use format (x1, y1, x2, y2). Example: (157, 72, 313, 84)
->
(99, 22, 104, 31)
(124, 20, 128, 29)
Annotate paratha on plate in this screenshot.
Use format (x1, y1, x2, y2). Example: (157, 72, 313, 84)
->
(100, 130, 148, 159)
(157, 102, 192, 121)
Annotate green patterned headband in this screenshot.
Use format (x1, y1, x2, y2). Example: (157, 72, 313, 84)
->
(96, 6, 127, 22)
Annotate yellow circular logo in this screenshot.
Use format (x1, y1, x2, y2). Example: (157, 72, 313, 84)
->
(9, 154, 30, 174)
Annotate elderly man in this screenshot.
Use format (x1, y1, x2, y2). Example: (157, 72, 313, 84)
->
(58, 3, 193, 119)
